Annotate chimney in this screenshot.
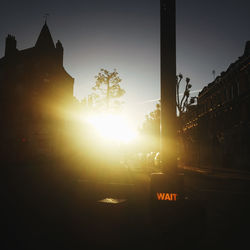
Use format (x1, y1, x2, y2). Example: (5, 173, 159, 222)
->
(244, 41, 250, 56)
(56, 40, 64, 66)
(5, 35, 17, 57)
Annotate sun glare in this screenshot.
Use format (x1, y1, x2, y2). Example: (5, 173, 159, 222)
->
(86, 113, 137, 143)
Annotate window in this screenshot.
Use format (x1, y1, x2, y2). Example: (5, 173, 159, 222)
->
(228, 86, 233, 100)
(224, 89, 227, 102)
(236, 81, 240, 96)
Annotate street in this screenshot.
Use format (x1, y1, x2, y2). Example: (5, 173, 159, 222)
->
(183, 169, 250, 249)
(3, 164, 250, 249)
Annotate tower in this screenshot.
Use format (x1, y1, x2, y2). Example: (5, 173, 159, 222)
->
(35, 22, 55, 50)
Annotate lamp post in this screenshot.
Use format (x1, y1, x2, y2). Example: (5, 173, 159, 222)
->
(150, 2, 205, 239)
(160, 0, 177, 174)
(151, 0, 180, 199)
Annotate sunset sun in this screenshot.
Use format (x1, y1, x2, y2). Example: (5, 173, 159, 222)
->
(86, 113, 137, 143)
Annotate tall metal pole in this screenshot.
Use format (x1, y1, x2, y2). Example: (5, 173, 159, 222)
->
(160, 0, 177, 173)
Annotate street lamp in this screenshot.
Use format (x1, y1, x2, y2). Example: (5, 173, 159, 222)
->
(150, 3, 206, 241)
(160, 0, 177, 174)
(151, 0, 182, 208)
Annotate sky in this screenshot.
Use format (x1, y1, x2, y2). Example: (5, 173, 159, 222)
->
(1, 0, 250, 128)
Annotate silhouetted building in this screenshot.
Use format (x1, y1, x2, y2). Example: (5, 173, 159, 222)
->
(181, 41, 250, 170)
(0, 22, 74, 164)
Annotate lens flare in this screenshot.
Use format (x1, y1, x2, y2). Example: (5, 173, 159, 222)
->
(86, 113, 137, 143)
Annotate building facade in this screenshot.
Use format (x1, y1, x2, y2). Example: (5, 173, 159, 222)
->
(0, 22, 74, 164)
(181, 41, 250, 170)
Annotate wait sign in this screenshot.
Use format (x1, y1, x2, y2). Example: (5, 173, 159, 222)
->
(156, 193, 178, 201)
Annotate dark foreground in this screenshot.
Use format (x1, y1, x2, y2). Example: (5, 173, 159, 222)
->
(3, 164, 250, 250)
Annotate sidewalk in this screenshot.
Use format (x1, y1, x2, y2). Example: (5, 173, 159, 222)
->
(178, 164, 250, 181)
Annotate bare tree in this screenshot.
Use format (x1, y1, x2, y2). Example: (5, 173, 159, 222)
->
(176, 73, 193, 116)
(142, 73, 196, 138)
(92, 68, 125, 111)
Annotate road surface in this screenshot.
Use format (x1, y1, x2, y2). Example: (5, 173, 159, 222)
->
(3, 164, 250, 249)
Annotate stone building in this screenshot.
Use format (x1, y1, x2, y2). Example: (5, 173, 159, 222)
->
(0, 22, 75, 164)
(182, 41, 250, 170)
